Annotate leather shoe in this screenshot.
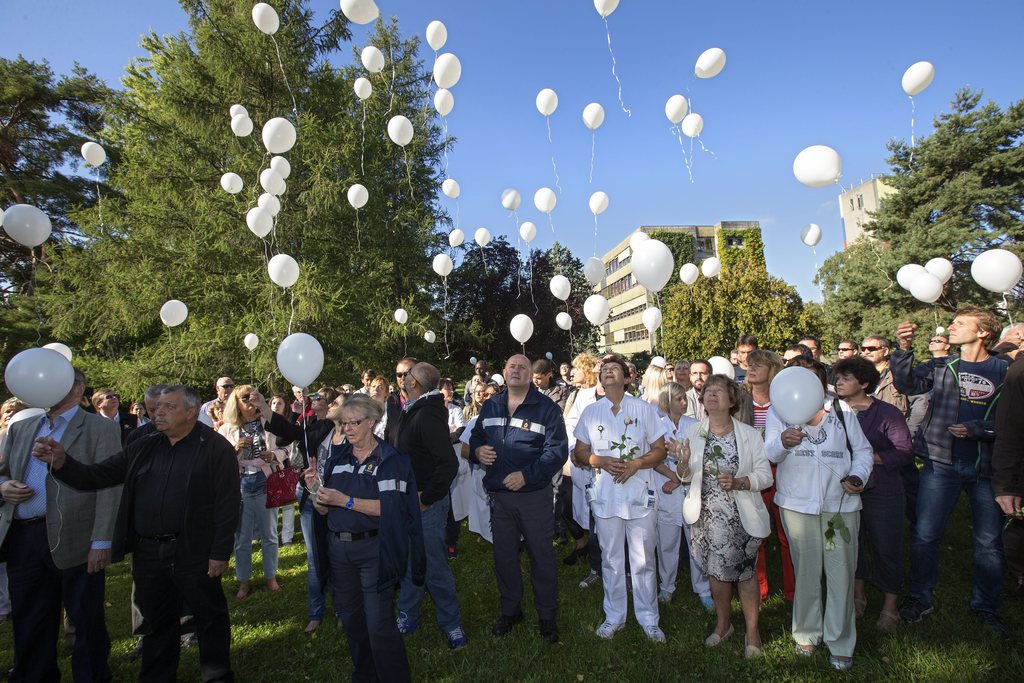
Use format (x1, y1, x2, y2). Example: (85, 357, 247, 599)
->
(539, 619, 559, 643)
(491, 612, 523, 636)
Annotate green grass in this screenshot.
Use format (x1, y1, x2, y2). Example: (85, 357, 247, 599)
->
(3, 497, 1023, 682)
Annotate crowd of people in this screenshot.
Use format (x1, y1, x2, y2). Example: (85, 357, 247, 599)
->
(0, 307, 1021, 680)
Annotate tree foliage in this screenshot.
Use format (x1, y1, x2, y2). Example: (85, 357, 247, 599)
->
(818, 88, 1023, 352)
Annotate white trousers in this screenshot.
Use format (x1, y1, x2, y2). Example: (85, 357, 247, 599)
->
(279, 503, 295, 543)
(681, 518, 711, 597)
(655, 517, 681, 594)
(595, 513, 659, 627)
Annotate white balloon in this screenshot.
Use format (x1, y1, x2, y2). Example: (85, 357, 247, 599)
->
(424, 330, 436, 344)
(160, 299, 188, 327)
(925, 257, 953, 284)
(770, 366, 826, 425)
(244, 333, 259, 351)
(501, 188, 522, 211)
(936, 326, 945, 334)
(387, 115, 413, 147)
(679, 263, 699, 285)
(584, 256, 605, 285)
(629, 232, 650, 250)
(270, 156, 291, 179)
(910, 272, 943, 303)
(469, 356, 478, 365)
(491, 374, 505, 387)
(971, 249, 1023, 293)
(9, 407, 46, 424)
(584, 294, 610, 326)
(276, 332, 324, 388)
(534, 187, 556, 214)
(81, 141, 106, 167)
(2, 204, 52, 247)
(536, 88, 558, 117)
(268, 253, 300, 287)
(340, 0, 379, 25)
(426, 20, 447, 51)
(594, 0, 619, 18)
(251, 2, 279, 35)
(220, 172, 243, 194)
(442, 178, 460, 199)
(583, 102, 605, 130)
(262, 117, 296, 154)
(246, 206, 273, 238)
(556, 312, 573, 330)
(394, 308, 408, 324)
(896, 264, 927, 291)
(432, 253, 454, 277)
(448, 229, 464, 247)
(434, 88, 454, 116)
(800, 223, 822, 247)
(354, 77, 373, 101)
(708, 356, 736, 380)
(433, 53, 462, 89)
(793, 145, 842, 188)
(549, 275, 571, 301)
(681, 113, 703, 138)
(510, 314, 534, 344)
(631, 239, 675, 293)
(230, 114, 253, 137)
(519, 221, 537, 243)
(42, 342, 72, 361)
(4, 348, 74, 409)
(642, 307, 662, 335)
(259, 168, 286, 195)
(589, 191, 609, 216)
(902, 61, 935, 97)
(664, 94, 689, 125)
(361, 45, 385, 74)
(546, 352, 553, 360)
(474, 227, 491, 247)
(229, 104, 248, 118)
(701, 256, 722, 278)
(347, 183, 368, 209)
(258, 193, 281, 216)
(694, 47, 727, 79)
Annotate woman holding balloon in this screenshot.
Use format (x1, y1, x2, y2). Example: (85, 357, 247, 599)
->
(764, 358, 873, 671)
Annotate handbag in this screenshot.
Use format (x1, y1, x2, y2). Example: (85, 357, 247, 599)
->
(265, 465, 299, 508)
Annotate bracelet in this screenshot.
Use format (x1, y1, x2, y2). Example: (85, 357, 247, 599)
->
(345, 496, 355, 510)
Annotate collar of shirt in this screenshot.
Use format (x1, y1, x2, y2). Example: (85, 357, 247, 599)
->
(404, 389, 440, 412)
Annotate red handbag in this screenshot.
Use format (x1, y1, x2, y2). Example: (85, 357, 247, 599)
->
(265, 466, 299, 508)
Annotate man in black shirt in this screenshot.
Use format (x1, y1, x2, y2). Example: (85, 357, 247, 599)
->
(33, 385, 240, 682)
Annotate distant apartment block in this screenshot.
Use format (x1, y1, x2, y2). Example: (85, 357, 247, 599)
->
(839, 178, 894, 247)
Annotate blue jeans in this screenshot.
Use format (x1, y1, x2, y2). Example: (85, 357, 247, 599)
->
(909, 458, 1005, 613)
(397, 496, 462, 631)
(300, 500, 338, 621)
(235, 473, 279, 581)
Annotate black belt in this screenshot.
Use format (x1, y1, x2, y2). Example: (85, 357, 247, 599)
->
(11, 516, 45, 526)
(332, 529, 379, 542)
(138, 533, 178, 542)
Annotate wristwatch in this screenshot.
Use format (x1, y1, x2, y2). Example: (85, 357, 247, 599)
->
(345, 496, 355, 510)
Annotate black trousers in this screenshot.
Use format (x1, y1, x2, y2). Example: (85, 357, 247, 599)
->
(491, 486, 558, 620)
(132, 539, 233, 683)
(6, 520, 111, 683)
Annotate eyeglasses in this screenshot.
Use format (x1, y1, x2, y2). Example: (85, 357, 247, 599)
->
(340, 418, 368, 428)
(395, 372, 408, 378)
(837, 347, 856, 353)
(860, 346, 883, 353)
(218, 384, 234, 390)
(310, 395, 324, 401)
(101, 394, 119, 401)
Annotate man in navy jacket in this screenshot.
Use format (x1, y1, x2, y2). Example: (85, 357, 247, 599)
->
(470, 354, 568, 643)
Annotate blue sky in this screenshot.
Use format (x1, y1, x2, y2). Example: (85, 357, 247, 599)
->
(5, 0, 1023, 301)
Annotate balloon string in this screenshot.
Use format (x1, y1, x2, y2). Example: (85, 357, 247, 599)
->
(589, 132, 596, 184)
(480, 245, 488, 273)
(909, 95, 916, 166)
(270, 35, 298, 121)
(287, 289, 295, 337)
(545, 117, 563, 195)
(593, 214, 599, 256)
(671, 125, 694, 183)
(695, 135, 716, 159)
(1004, 294, 1014, 324)
(442, 116, 450, 174)
(603, 18, 631, 117)
(386, 42, 397, 118)
(547, 212, 555, 236)
(546, 115, 552, 144)
(356, 209, 361, 251)
(529, 251, 538, 316)
(403, 148, 414, 199)
(94, 167, 105, 229)
(443, 276, 451, 358)
(360, 103, 367, 176)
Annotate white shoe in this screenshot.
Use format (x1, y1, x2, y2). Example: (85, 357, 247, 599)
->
(595, 621, 625, 639)
(644, 625, 666, 643)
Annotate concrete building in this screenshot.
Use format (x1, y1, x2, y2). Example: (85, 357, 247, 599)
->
(839, 177, 895, 247)
(594, 222, 762, 356)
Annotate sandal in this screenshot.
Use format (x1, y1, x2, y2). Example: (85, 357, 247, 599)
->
(876, 610, 900, 632)
(854, 596, 867, 618)
(795, 643, 816, 657)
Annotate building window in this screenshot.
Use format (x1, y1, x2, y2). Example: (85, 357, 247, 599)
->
(856, 194, 864, 210)
(849, 198, 856, 212)
(725, 237, 744, 248)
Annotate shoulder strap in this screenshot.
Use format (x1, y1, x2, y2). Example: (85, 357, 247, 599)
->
(831, 398, 853, 457)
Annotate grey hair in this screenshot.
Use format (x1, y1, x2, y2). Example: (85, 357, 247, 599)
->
(144, 384, 170, 400)
(160, 385, 202, 411)
(1001, 323, 1024, 340)
(340, 393, 384, 422)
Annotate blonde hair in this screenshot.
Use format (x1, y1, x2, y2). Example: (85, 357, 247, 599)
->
(572, 353, 599, 388)
(640, 365, 667, 402)
(741, 350, 784, 393)
(221, 385, 257, 427)
(657, 382, 688, 416)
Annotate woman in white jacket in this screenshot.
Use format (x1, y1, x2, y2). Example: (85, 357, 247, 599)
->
(678, 375, 773, 658)
(764, 358, 872, 671)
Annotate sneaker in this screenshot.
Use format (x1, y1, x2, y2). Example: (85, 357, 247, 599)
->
(899, 598, 933, 624)
(595, 621, 625, 640)
(446, 626, 469, 650)
(658, 589, 674, 605)
(643, 625, 666, 643)
(579, 570, 601, 589)
(396, 611, 419, 635)
(491, 612, 523, 637)
(977, 611, 1012, 641)
(829, 655, 854, 671)
(699, 594, 715, 611)
(539, 619, 559, 644)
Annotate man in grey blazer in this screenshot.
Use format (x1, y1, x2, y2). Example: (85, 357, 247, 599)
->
(0, 368, 121, 682)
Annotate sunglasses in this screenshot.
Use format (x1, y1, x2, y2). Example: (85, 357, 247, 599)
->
(310, 394, 324, 401)
(101, 394, 119, 401)
(860, 346, 883, 353)
(218, 384, 234, 390)
(837, 347, 856, 353)
(395, 372, 408, 378)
